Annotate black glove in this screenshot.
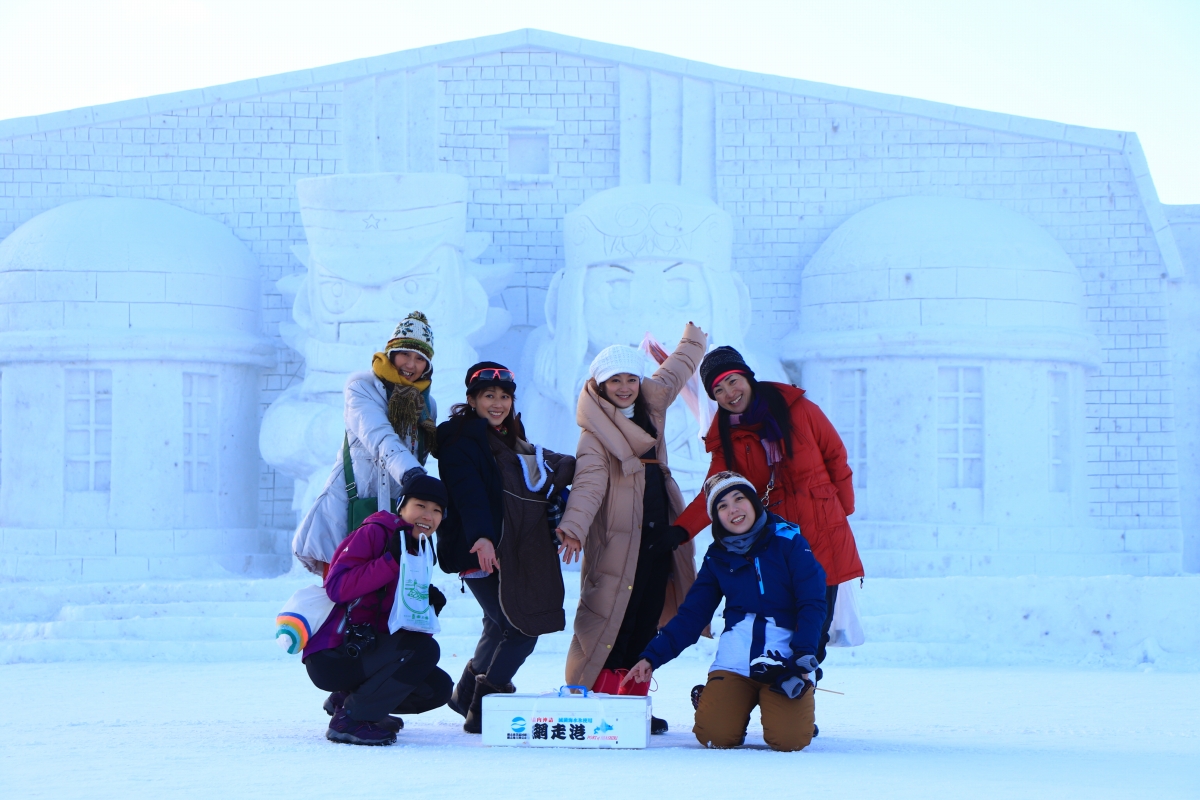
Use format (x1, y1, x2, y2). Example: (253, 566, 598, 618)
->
(645, 524, 690, 554)
(749, 650, 790, 685)
(428, 585, 447, 617)
(777, 653, 818, 700)
(400, 466, 426, 494)
(388, 530, 403, 561)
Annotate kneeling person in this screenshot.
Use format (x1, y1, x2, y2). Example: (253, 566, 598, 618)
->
(624, 471, 827, 752)
(303, 476, 452, 746)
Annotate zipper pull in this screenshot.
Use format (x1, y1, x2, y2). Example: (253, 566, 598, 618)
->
(754, 557, 765, 595)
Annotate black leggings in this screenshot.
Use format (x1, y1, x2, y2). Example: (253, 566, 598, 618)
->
(466, 570, 538, 686)
(817, 584, 838, 665)
(306, 628, 452, 722)
(605, 546, 674, 671)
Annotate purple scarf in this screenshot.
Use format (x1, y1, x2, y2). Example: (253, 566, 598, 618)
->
(729, 394, 786, 465)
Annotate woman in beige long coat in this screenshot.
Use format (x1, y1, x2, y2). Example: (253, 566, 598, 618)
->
(556, 322, 707, 734)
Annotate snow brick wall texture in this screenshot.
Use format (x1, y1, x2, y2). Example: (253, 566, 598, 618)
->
(0, 30, 1194, 577)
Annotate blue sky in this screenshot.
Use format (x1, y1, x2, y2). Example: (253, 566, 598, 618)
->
(1, 0, 1197, 202)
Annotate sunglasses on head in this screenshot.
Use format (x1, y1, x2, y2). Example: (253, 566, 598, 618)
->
(470, 368, 515, 383)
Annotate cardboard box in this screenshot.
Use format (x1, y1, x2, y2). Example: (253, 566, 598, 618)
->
(481, 690, 651, 749)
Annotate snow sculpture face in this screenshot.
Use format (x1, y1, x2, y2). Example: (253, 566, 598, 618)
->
(538, 184, 749, 407)
(582, 259, 712, 350)
(294, 173, 486, 363)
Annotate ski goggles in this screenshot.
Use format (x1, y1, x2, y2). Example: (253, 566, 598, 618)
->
(469, 368, 515, 383)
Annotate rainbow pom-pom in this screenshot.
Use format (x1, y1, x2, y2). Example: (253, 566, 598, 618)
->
(275, 613, 313, 655)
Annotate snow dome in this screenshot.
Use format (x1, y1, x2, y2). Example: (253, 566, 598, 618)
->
(784, 196, 1104, 577)
(0, 198, 277, 580)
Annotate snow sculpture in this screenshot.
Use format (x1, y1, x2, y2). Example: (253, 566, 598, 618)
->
(784, 195, 1102, 574)
(520, 184, 785, 496)
(260, 173, 512, 517)
(0, 198, 277, 579)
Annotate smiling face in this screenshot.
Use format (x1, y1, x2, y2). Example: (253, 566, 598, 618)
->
(391, 350, 430, 381)
(715, 489, 757, 535)
(469, 387, 514, 427)
(582, 259, 711, 350)
(399, 497, 444, 536)
(712, 372, 753, 414)
(601, 373, 641, 409)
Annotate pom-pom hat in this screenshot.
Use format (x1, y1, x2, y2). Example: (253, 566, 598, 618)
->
(386, 310, 435, 366)
(703, 470, 760, 522)
(589, 345, 646, 385)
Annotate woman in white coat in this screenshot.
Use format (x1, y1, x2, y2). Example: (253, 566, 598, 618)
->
(293, 311, 439, 575)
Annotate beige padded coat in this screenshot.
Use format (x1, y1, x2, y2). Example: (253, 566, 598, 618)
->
(558, 323, 708, 689)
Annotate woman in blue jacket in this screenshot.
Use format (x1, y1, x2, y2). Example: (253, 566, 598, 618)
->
(624, 471, 827, 752)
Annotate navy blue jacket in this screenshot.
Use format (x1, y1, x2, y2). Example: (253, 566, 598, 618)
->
(641, 514, 827, 672)
(434, 416, 504, 573)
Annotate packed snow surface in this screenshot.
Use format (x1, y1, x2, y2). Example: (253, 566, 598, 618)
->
(1, 652, 1195, 799)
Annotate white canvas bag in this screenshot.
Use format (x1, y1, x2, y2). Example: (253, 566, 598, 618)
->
(827, 579, 866, 647)
(275, 584, 336, 654)
(387, 534, 440, 635)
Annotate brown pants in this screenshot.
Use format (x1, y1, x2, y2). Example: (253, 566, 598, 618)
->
(693, 670, 816, 752)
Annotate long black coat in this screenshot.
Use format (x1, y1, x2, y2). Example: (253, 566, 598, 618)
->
(434, 415, 575, 636)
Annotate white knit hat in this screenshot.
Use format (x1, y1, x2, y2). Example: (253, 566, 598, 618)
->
(703, 471, 757, 520)
(589, 345, 646, 385)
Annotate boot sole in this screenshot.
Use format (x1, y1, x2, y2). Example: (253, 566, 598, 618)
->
(325, 729, 396, 746)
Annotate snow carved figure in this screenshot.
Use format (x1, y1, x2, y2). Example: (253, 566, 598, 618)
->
(260, 173, 512, 526)
(520, 184, 785, 497)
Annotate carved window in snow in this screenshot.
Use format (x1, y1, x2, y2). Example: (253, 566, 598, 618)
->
(832, 369, 867, 488)
(1049, 370, 1069, 492)
(508, 133, 550, 175)
(937, 367, 983, 489)
(183, 373, 216, 493)
(65, 369, 112, 492)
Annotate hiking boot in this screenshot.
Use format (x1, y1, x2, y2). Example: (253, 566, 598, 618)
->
(325, 707, 396, 746)
(448, 660, 479, 718)
(463, 673, 514, 734)
(651, 716, 669, 735)
(690, 684, 704, 710)
(813, 724, 819, 738)
(378, 715, 404, 733)
(323, 691, 348, 716)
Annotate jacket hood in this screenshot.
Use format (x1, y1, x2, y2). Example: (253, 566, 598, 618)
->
(576, 378, 657, 477)
(702, 381, 806, 452)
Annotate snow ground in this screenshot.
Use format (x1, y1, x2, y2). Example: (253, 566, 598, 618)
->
(1, 651, 1196, 800)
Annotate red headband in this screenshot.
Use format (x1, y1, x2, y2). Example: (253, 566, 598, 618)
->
(711, 370, 745, 389)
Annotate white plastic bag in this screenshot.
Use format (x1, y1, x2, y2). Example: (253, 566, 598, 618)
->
(388, 534, 440, 635)
(275, 584, 336, 654)
(827, 579, 866, 647)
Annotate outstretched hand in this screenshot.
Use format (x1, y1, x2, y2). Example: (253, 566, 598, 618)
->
(557, 530, 581, 564)
(622, 659, 653, 688)
(469, 538, 499, 574)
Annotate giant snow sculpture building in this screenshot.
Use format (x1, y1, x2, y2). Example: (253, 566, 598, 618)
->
(1, 29, 1198, 582)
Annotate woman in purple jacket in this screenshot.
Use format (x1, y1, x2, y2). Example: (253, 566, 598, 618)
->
(303, 475, 452, 746)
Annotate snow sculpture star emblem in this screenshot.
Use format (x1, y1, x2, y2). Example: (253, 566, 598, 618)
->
(363, 214, 381, 229)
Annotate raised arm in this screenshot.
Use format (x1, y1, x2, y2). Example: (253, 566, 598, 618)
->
(345, 376, 421, 485)
(640, 322, 708, 411)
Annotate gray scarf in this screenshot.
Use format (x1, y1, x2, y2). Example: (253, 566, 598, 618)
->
(719, 511, 768, 555)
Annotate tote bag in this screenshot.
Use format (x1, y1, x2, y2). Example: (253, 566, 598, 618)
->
(388, 534, 441, 635)
(827, 579, 866, 647)
(275, 584, 336, 654)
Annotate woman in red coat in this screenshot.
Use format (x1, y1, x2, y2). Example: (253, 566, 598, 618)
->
(670, 346, 864, 679)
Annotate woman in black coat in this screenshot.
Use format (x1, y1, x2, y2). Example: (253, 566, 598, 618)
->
(434, 362, 574, 733)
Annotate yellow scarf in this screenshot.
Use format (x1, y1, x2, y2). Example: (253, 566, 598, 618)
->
(372, 352, 431, 392)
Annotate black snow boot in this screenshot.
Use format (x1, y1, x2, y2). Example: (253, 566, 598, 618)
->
(463, 673, 514, 734)
(448, 660, 479, 718)
(651, 716, 668, 735)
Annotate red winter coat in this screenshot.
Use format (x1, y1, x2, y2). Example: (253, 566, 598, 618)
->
(675, 383, 865, 586)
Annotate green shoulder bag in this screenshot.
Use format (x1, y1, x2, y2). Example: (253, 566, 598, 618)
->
(343, 434, 379, 532)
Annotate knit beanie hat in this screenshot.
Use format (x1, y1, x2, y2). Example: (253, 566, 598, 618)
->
(386, 311, 435, 367)
(465, 361, 516, 396)
(703, 470, 762, 526)
(400, 474, 449, 512)
(589, 345, 646, 385)
(699, 346, 755, 399)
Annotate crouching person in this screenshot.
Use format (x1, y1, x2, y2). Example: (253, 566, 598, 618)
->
(623, 471, 827, 752)
(303, 476, 453, 746)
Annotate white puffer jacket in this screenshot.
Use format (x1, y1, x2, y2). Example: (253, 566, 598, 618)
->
(292, 371, 435, 574)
